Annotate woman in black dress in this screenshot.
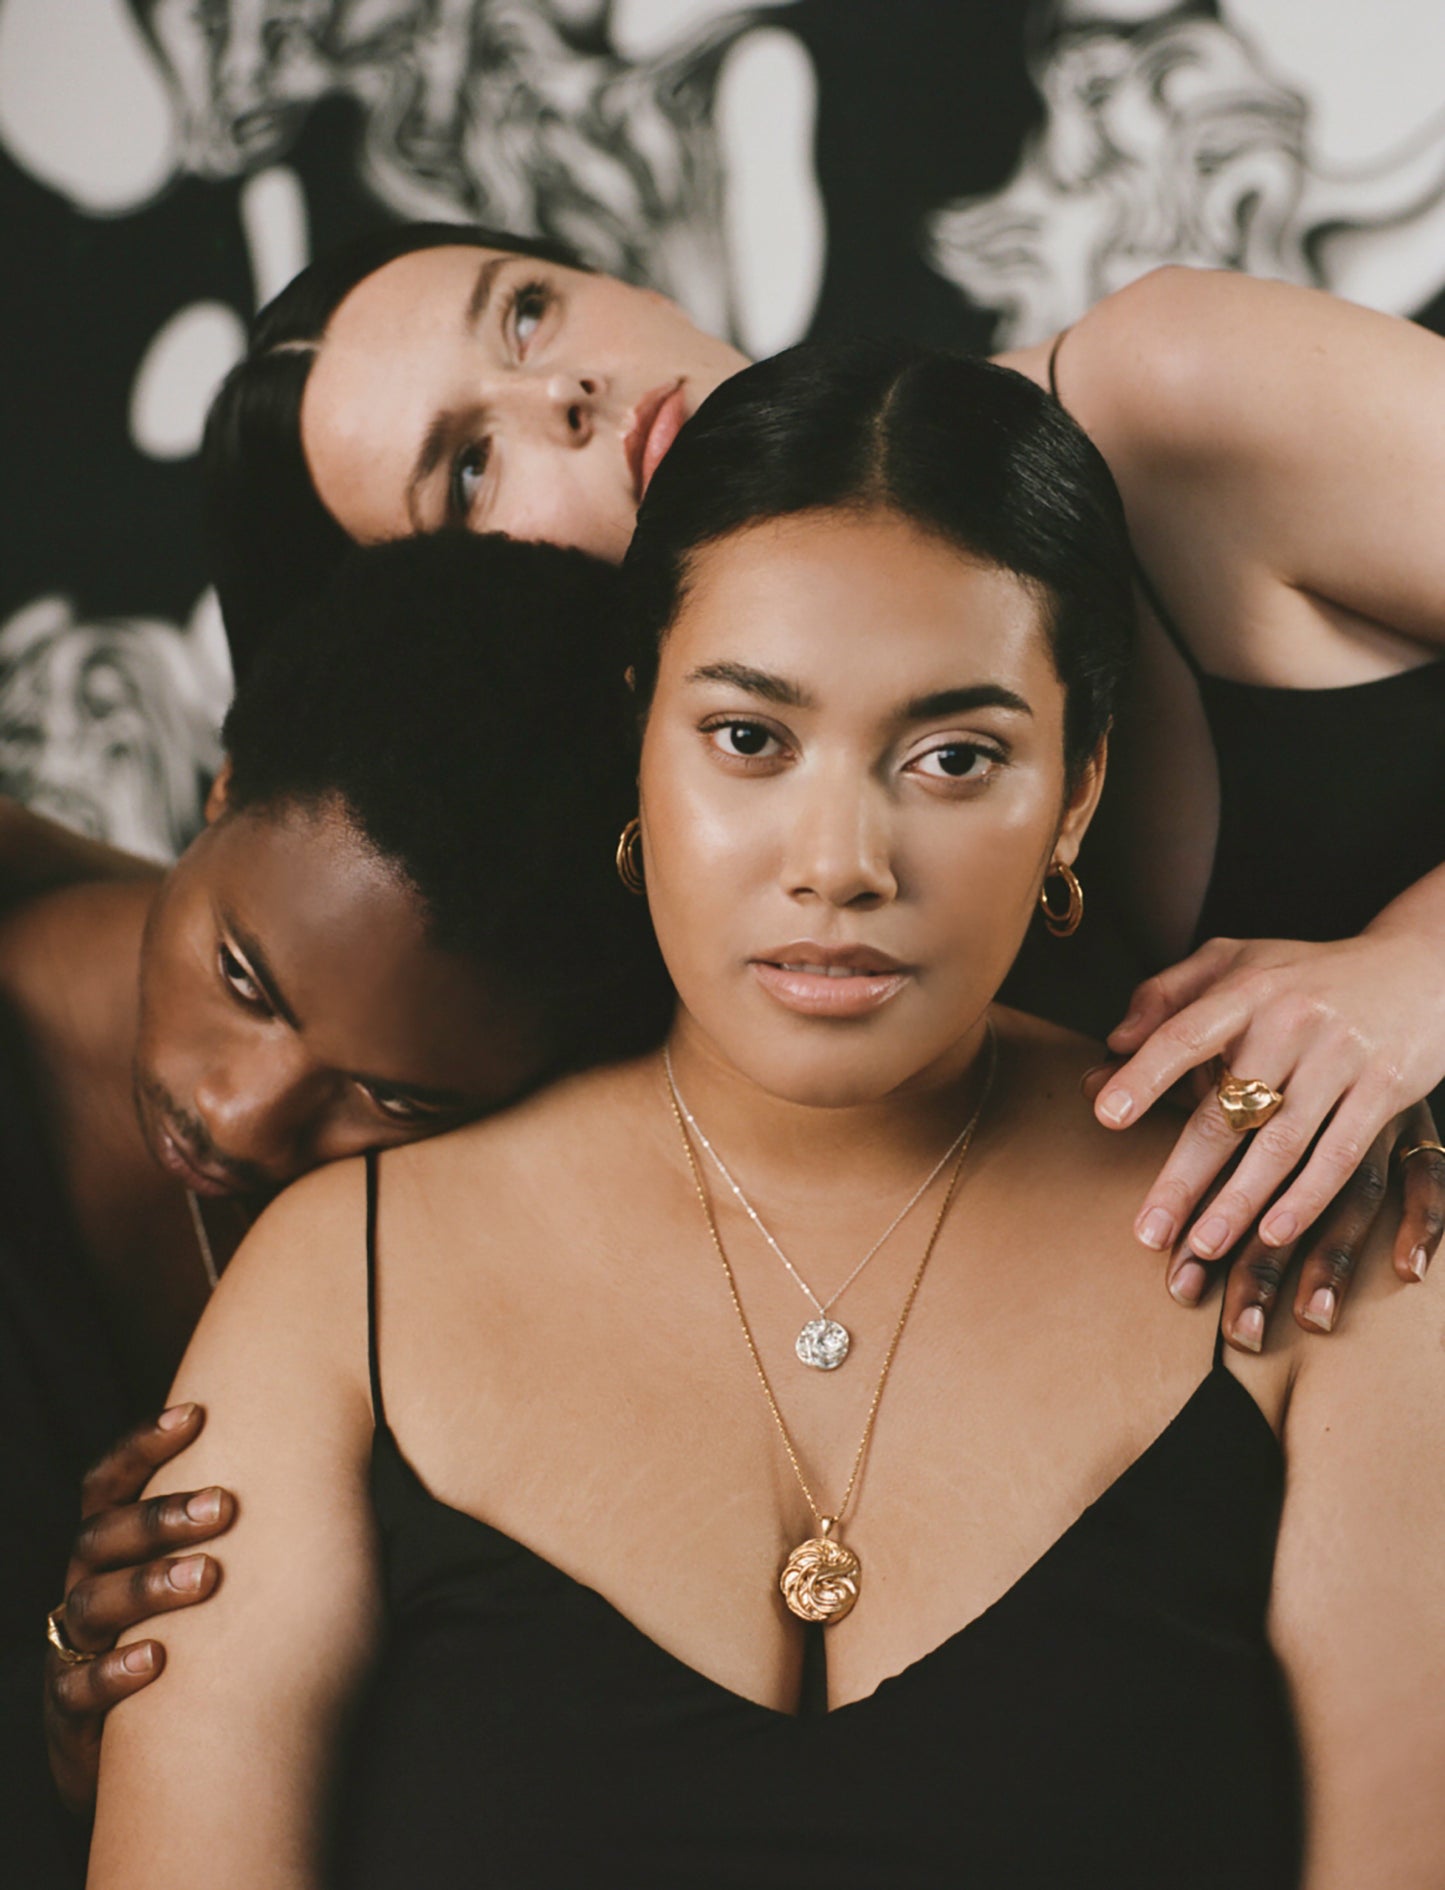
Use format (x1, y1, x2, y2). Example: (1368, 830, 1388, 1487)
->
(205, 228, 1445, 1342)
(87, 345, 1445, 1888)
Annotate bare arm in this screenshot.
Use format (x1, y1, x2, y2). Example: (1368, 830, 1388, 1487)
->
(86, 1163, 380, 1890)
(1271, 1232, 1445, 1886)
(1039, 265, 1445, 673)
(0, 797, 157, 908)
(1015, 269, 1445, 1337)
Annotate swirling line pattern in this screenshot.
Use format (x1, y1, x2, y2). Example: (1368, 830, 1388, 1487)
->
(780, 1534, 861, 1624)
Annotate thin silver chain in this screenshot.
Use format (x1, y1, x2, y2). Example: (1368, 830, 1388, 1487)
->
(663, 1021, 995, 1318)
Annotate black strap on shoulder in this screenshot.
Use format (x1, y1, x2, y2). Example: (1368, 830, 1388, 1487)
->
(1047, 324, 1205, 682)
(364, 1150, 385, 1429)
(1132, 558, 1205, 682)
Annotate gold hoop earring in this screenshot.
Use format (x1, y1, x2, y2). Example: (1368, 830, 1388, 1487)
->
(615, 816, 645, 895)
(1039, 859, 1083, 937)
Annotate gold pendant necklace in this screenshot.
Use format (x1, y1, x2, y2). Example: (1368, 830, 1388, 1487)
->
(664, 1022, 996, 1625)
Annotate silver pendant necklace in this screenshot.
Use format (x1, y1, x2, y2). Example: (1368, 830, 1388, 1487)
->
(663, 1025, 995, 1370)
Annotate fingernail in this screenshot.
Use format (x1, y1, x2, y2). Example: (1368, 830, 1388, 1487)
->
(168, 1554, 208, 1592)
(1137, 1208, 1175, 1251)
(1261, 1212, 1297, 1248)
(121, 1643, 156, 1675)
(158, 1403, 197, 1431)
(186, 1488, 222, 1524)
(1410, 1246, 1431, 1281)
(1097, 1089, 1134, 1126)
(1169, 1259, 1208, 1307)
(1233, 1306, 1265, 1353)
(1190, 1215, 1230, 1258)
(1115, 1007, 1143, 1035)
(1302, 1287, 1336, 1332)
(1079, 1062, 1111, 1093)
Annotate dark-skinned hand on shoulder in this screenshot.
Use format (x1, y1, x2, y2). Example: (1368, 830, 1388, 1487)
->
(44, 1404, 234, 1817)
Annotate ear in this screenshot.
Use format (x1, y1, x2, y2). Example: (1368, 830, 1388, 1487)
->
(1052, 730, 1109, 866)
(623, 665, 636, 693)
(204, 759, 233, 825)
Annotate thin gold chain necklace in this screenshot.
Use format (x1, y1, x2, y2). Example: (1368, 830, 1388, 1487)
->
(663, 1023, 996, 1625)
(185, 1189, 220, 1292)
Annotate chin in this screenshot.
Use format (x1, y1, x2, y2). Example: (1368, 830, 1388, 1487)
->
(737, 1036, 928, 1111)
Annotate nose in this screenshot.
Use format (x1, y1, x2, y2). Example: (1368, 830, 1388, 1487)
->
(781, 772, 898, 911)
(192, 1039, 336, 1181)
(513, 370, 601, 448)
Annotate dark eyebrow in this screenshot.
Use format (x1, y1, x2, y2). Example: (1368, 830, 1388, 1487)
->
(404, 414, 456, 532)
(684, 662, 815, 709)
(226, 913, 469, 1107)
(225, 915, 301, 1031)
(465, 254, 508, 330)
(901, 684, 1033, 721)
(401, 258, 508, 530)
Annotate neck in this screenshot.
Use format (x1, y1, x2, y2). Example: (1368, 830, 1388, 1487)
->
(662, 1009, 995, 1198)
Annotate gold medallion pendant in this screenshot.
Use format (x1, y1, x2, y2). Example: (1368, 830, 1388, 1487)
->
(779, 1519, 861, 1624)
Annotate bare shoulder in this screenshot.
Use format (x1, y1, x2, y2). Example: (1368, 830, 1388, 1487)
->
(1284, 1207, 1445, 1431)
(1049, 266, 1440, 465)
(165, 1158, 374, 1462)
(381, 1051, 665, 1204)
(993, 1005, 1185, 1181)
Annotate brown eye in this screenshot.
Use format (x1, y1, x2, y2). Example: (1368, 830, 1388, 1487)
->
(217, 941, 266, 1010)
(722, 721, 771, 756)
(910, 740, 1003, 784)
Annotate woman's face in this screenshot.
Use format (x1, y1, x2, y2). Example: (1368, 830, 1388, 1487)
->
(301, 245, 750, 563)
(133, 791, 545, 1198)
(638, 508, 1105, 1108)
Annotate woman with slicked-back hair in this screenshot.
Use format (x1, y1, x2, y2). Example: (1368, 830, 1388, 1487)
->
(88, 342, 1445, 1888)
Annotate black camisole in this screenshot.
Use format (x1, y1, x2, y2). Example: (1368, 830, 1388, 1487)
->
(1046, 333, 1445, 954)
(329, 1153, 1301, 1887)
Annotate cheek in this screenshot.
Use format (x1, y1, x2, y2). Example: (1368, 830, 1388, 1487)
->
(488, 448, 635, 562)
(137, 909, 223, 1075)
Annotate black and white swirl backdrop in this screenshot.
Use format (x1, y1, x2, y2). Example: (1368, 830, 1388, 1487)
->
(4, 0, 1443, 859)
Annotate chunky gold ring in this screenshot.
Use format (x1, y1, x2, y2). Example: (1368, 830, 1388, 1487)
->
(1398, 1140, 1445, 1164)
(1216, 1069, 1285, 1134)
(46, 1605, 96, 1666)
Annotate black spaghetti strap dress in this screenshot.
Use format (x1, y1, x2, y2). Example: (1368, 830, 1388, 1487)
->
(328, 1153, 1301, 1889)
(1046, 334, 1445, 956)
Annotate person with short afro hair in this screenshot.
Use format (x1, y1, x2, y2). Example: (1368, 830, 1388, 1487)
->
(222, 531, 671, 1077)
(17, 530, 673, 1847)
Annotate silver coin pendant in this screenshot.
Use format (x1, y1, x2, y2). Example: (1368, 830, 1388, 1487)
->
(796, 1316, 850, 1371)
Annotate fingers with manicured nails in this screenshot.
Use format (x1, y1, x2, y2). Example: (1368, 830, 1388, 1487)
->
(1393, 1104, 1445, 1282)
(1177, 1058, 1361, 1259)
(1217, 1229, 1292, 1354)
(1106, 938, 1240, 1057)
(68, 1482, 234, 1583)
(47, 1638, 166, 1722)
(1095, 982, 1255, 1129)
(1251, 1080, 1395, 1251)
(1080, 1059, 1121, 1105)
(1130, 1076, 1280, 1256)
(1286, 1124, 1394, 1333)
(44, 1641, 166, 1816)
(77, 1403, 205, 1520)
(60, 1552, 220, 1655)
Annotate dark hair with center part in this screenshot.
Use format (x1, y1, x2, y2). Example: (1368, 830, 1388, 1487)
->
(624, 338, 1134, 780)
(222, 532, 669, 1075)
(203, 222, 589, 685)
